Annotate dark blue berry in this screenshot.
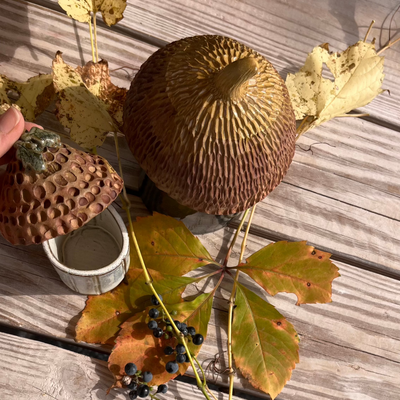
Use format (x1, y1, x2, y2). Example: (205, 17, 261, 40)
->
(187, 327, 196, 336)
(148, 308, 159, 319)
(181, 328, 189, 336)
(193, 334, 204, 345)
(138, 385, 150, 398)
(165, 361, 179, 374)
(127, 381, 138, 390)
(164, 346, 174, 355)
(176, 353, 186, 363)
(153, 328, 164, 338)
(129, 390, 138, 399)
(147, 320, 158, 330)
(142, 371, 153, 383)
(151, 294, 163, 305)
(176, 344, 185, 354)
(179, 323, 187, 332)
(125, 363, 138, 376)
(174, 320, 181, 329)
(157, 384, 168, 394)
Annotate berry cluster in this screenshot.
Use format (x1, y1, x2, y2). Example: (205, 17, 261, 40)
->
(123, 362, 168, 399)
(147, 295, 205, 375)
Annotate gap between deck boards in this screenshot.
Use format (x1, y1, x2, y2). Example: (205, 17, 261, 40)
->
(27, 0, 400, 135)
(21, 0, 400, 280)
(0, 321, 265, 400)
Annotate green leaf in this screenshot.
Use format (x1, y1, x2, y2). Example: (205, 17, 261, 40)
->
(233, 283, 299, 400)
(108, 292, 214, 387)
(237, 241, 339, 305)
(131, 213, 218, 276)
(76, 268, 199, 344)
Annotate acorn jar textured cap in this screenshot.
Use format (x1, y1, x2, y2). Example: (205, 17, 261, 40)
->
(123, 35, 296, 215)
(0, 129, 124, 245)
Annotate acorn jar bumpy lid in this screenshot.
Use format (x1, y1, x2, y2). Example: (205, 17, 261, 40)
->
(123, 35, 297, 216)
(0, 127, 124, 246)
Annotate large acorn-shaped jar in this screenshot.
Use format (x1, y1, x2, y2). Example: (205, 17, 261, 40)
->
(0, 128, 123, 245)
(123, 35, 296, 215)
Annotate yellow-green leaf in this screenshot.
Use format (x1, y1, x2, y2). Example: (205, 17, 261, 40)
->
(75, 268, 202, 345)
(130, 213, 218, 276)
(233, 284, 299, 400)
(52, 51, 118, 149)
(237, 241, 340, 305)
(286, 40, 385, 136)
(108, 292, 213, 387)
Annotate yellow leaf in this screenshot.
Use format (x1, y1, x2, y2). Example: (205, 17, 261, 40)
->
(58, 0, 126, 26)
(76, 60, 127, 128)
(96, 0, 126, 26)
(52, 51, 118, 149)
(58, 0, 92, 23)
(13, 75, 55, 121)
(286, 41, 385, 136)
(0, 75, 54, 121)
(0, 75, 12, 106)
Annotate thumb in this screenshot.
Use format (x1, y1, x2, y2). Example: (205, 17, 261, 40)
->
(0, 107, 25, 159)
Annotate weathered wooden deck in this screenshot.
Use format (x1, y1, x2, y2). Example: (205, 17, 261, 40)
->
(1, 0, 400, 399)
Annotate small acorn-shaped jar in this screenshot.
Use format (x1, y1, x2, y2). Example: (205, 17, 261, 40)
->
(0, 128, 123, 245)
(123, 35, 296, 215)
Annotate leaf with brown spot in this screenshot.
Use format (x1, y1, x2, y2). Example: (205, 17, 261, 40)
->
(76, 268, 200, 345)
(130, 213, 219, 276)
(286, 40, 385, 136)
(0, 74, 54, 121)
(237, 241, 339, 305)
(58, 0, 126, 26)
(76, 60, 126, 128)
(232, 283, 299, 400)
(108, 292, 213, 387)
(52, 51, 118, 149)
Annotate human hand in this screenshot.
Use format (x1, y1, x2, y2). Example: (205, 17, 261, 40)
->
(0, 107, 42, 165)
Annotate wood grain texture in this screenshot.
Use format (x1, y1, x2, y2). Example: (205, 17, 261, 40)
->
(53, 0, 400, 127)
(1, 217, 400, 399)
(0, 332, 248, 400)
(1, 1, 400, 270)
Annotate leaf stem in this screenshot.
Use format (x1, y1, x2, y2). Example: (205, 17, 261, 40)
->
(227, 205, 256, 400)
(363, 20, 375, 42)
(377, 36, 400, 55)
(336, 113, 370, 118)
(92, 0, 99, 62)
(88, 19, 96, 63)
(223, 210, 249, 267)
(113, 133, 212, 400)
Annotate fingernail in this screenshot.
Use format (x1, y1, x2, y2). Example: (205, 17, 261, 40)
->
(0, 108, 21, 134)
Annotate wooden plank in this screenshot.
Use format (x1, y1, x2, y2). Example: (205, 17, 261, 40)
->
(0, 332, 248, 400)
(1, 1, 400, 270)
(1, 219, 400, 399)
(46, 0, 400, 128)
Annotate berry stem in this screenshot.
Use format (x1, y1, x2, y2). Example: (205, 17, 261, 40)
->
(222, 209, 249, 267)
(88, 19, 96, 63)
(227, 205, 256, 400)
(113, 134, 213, 400)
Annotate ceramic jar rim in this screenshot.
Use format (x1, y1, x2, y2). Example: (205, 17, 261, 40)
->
(43, 205, 129, 277)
